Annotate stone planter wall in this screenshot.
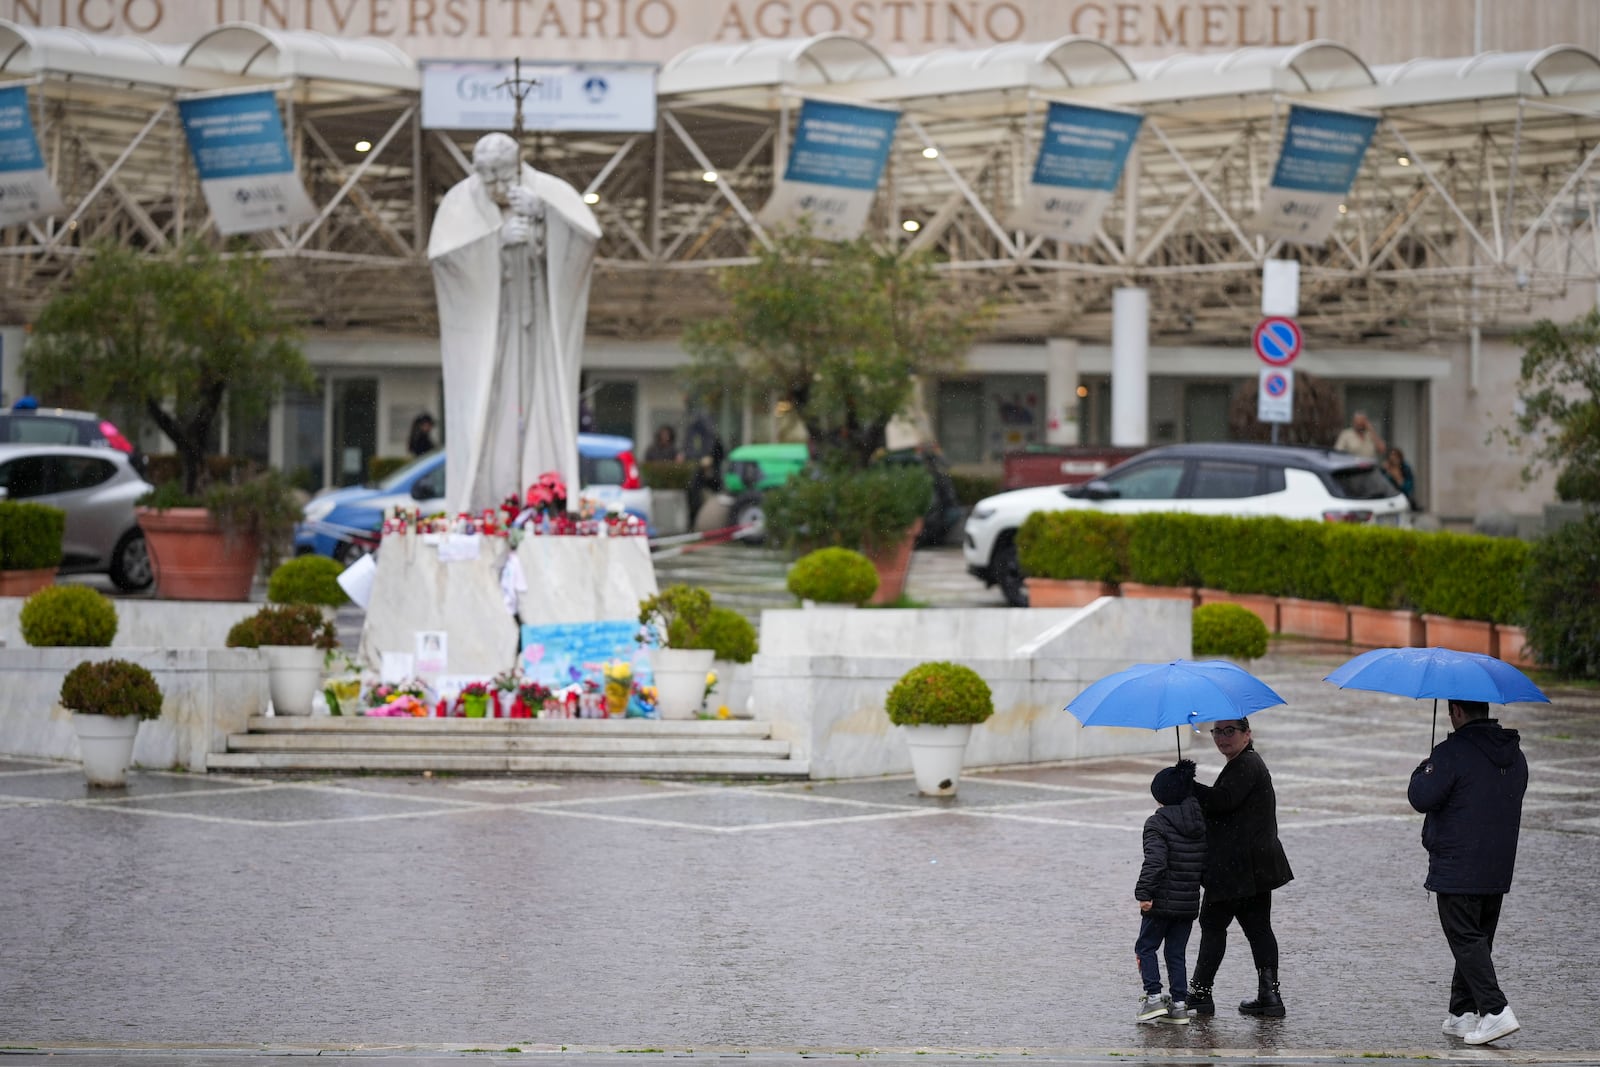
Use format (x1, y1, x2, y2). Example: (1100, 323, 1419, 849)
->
(1278, 597, 1351, 642)
(1423, 615, 1497, 656)
(1119, 582, 1198, 605)
(0, 647, 268, 771)
(1, 598, 259, 651)
(1348, 606, 1426, 648)
(1025, 578, 1116, 607)
(752, 598, 1189, 780)
(1495, 625, 1538, 669)
(1197, 589, 1280, 633)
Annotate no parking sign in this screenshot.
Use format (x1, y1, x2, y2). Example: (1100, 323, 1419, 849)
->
(1258, 367, 1294, 424)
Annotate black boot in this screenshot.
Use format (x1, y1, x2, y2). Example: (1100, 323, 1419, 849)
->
(1187, 983, 1215, 1016)
(1238, 967, 1285, 1018)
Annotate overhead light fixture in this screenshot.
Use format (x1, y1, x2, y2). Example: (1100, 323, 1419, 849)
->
(583, 192, 600, 205)
(1076, 385, 1089, 398)
(1397, 155, 1411, 166)
(901, 219, 921, 232)
(354, 140, 373, 153)
(701, 170, 718, 182)
(922, 147, 939, 159)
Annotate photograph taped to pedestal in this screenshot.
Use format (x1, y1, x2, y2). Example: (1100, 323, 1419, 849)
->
(415, 631, 448, 676)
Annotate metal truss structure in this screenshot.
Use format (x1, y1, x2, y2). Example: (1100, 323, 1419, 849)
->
(4, 29, 1600, 350)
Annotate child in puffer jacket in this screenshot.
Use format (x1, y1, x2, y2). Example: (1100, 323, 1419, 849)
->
(1134, 758, 1207, 1024)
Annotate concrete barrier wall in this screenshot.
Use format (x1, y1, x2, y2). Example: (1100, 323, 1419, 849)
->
(752, 599, 1191, 779)
(0, 597, 260, 651)
(0, 647, 268, 771)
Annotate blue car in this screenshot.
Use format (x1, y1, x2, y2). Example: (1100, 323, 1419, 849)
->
(293, 434, 653, 563)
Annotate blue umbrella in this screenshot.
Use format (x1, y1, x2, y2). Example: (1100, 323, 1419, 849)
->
(1323, 646, 1550, 746)
(1066, 659, 1288, 757)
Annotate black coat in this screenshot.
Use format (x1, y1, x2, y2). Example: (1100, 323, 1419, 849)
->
(1192, 743, 1294, 900)
(1136, 795, 1207, 919)
(1408, 718, 1528, 894)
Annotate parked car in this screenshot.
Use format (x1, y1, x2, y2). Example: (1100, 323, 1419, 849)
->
(293, 434, 653, 564)
(964, 442, 1413, 607)
(724, 442, 964, 548)
(0, 405, 146, 475)
(0, 443, 154, 591)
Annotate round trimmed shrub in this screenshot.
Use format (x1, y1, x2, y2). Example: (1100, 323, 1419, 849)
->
(701, 605, 758, 663)
(1192, 602, 1270, 661)
(226, 604, 338, 650)
(60, 658, 163, 719)
(884, 661, 995, 726)
(786, 547, 879, 605)
(267, 555, 350, 607)
(20, 586, 118, 647)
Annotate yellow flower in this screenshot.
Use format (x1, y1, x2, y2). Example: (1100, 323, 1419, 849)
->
(705, 670, 718, 686)
(716, 704, 730, 719)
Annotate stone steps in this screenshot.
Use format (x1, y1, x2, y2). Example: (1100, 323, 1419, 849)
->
(210, 716, 807, 778)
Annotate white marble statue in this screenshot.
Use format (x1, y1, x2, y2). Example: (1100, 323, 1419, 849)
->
(428, 132, 601, 515)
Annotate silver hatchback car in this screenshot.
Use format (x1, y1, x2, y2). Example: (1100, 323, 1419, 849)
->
(0, 443, 154, 591)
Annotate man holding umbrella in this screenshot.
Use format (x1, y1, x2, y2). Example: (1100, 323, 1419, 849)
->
(1408, 698, 1529, 1046)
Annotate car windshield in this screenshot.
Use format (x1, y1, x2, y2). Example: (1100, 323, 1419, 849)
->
(377, 453, 441, 492)
(1328, 464, 1400, 500)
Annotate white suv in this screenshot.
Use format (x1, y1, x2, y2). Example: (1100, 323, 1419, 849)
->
(964, 442, 1413, 606)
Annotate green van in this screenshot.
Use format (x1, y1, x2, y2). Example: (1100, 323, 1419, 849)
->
(723, 442, 810, 494)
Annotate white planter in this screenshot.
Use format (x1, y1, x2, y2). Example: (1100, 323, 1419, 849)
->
(650, 648, 716, 719)
(901, 723, 974, 796)
(262, 645, 325, 717)
(71, 713, 141, 787)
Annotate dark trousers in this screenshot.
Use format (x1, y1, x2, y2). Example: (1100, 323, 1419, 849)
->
(1437, 892, 1507, 1016)
(1192, 889, 1278, 986)
(1134, 914, 1193, 998)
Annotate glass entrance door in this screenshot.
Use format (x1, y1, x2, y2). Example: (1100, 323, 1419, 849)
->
(331, 378, 378, 487)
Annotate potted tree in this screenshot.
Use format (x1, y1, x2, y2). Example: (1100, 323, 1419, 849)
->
(0, 501, 64, 597)
(786, 546, 879, 608)
(226, 604, 339, 716)
(138, 469, 303, 602)
(60, 659, 163, 787)
(23, 238, 311, 602)
(884, 661, 995, 797)
(638, 584, 717, 719)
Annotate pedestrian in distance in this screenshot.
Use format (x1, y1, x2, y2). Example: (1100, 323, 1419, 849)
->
(1408, 698, 1529, 1046)
(1333, 410, 1386, 460)
(408, 412, 437, 457)
(1134, 759, 1206, 1025)
(1186, 717, 1295, 1018)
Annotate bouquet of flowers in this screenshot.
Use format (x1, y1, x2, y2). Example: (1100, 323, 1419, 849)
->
(460, 681, 490, 697)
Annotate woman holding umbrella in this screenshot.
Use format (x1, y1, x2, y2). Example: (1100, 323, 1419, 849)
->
(1187, 716, 1295, 1018)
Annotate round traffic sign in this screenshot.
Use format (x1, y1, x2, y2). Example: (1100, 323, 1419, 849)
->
(1263, 371, 1289, 397)
(1253, 316, 1302, 365)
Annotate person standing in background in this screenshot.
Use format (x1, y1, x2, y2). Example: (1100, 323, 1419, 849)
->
(1333, 411, 1386, 459)
(407, 413, 437, 457)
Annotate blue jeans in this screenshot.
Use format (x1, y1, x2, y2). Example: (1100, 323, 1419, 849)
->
(1135, 913, 1194, 998)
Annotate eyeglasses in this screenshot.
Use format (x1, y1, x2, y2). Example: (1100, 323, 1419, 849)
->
(1209, 726, 1246, 738)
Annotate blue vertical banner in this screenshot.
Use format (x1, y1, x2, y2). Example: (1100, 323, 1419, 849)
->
(759, 99, 899, 239)
(0, 85, 65, 228)
(1255, 104, 1378, 244)
(1013, 102, 1143, 244)
(178, 89, 315, 235)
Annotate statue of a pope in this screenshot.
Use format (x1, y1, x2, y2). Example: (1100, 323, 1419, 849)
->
(428, 132, 601, 515)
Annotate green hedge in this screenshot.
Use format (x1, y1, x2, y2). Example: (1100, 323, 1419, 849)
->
(950, 472, 1003, 507)
(1017, 511, 1529, 624)
(1016, 510, 1128, 583)
(0, 501, 65, 570)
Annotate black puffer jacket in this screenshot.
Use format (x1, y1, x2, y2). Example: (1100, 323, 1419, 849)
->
(1408, 718, 1528, 894)
(1136, 795, 1207, 919)
(1193, 744, 1294, 900)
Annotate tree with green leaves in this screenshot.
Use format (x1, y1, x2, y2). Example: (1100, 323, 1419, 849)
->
(680, 228, 984, 469)
(23, 239, 311, 495)
(1500, 308, 1600, 502)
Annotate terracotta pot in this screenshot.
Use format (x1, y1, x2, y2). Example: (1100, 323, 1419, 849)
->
(1026, 577, 1117, 607)
(0, 567, 56, 597)
(1119, 582, 1198, 605)
(864, 519, 923, 606)
(1423, 614, 1497, 656)
(137, 507, 259, 602)
(1348, 606, 1425, 649)
(1197, 589, 1279, 633)
(1494, 624, 1539, 669)
(1278, 597, 1350, 642)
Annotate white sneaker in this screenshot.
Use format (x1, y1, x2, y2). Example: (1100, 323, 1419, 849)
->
(1136, 992, 1169, 1021)
(1442, 1012, 1479, 1037)
(1161, 999, 1192, 1024)
(1465, 1006, 1520, 1046)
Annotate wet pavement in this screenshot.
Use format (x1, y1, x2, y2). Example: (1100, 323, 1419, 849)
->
(3, 641, 1599, 1061)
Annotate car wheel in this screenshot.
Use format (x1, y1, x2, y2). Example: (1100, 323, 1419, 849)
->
(335, 540, 371, 567)
(733, 494, 766, 544)
(109, 529, 153, 592)
(993, 534, 1029, 607)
